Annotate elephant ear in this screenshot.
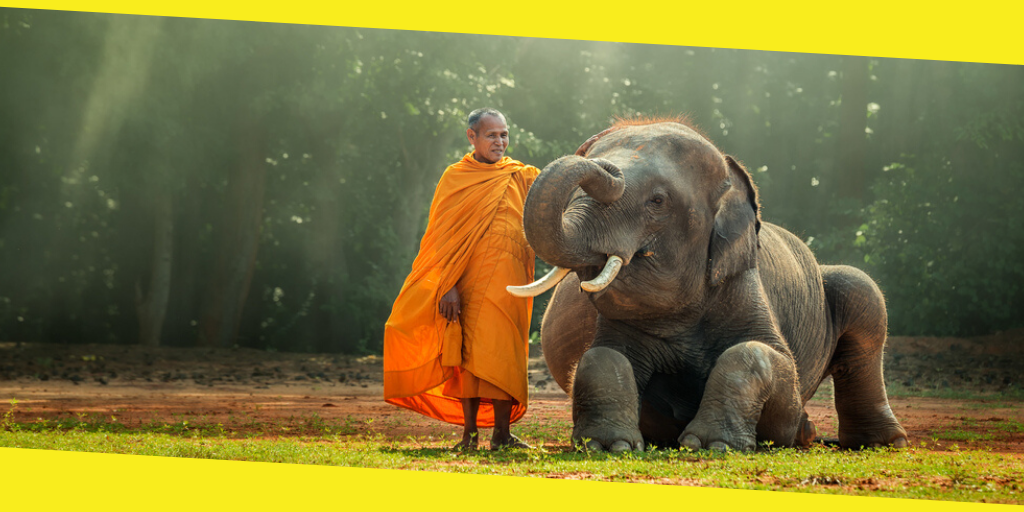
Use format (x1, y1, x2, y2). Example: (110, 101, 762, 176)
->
(708, 155, 762, 287)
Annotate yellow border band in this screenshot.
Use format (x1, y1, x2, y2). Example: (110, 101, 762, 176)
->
(0, 1, 1022, 65)
(2, 448, 1013, 511)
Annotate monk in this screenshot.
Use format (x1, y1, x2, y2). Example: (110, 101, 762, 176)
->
(383, 108, 540, 450)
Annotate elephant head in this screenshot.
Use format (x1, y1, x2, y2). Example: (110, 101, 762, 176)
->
(513, 119, 761, 321)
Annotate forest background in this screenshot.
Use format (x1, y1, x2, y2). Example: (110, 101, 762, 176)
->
(2, 9, 1022, 354)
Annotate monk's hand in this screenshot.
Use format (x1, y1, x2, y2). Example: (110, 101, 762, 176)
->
(439, 286, 461, 322)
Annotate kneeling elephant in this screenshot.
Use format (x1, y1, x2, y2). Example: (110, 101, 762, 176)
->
(509, 119, 908, 452)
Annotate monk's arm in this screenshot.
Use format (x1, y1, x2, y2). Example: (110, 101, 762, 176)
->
(439, 286, 461, 322)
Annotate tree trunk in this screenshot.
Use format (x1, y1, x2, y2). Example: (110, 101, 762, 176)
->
(836, 56, 870, 202)
(135, 191, 174, 347)
(877, 59, 919, 163)
(164, 174, 203, 345)
(306, 133, 349, 353)
(197, 120, 267, 348)
(395, 126, 460, 253)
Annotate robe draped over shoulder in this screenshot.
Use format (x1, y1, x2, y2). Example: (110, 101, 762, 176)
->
(384, 153, 540, 426)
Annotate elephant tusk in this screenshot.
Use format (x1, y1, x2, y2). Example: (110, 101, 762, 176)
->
(580, 255, 624, 293)
(507, 266, 572, 297)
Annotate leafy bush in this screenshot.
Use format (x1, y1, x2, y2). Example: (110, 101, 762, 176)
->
(857, 159, 1024, 336)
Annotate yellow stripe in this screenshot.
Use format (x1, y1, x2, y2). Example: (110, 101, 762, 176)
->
(0, 0, 1019, 64)
(5, 447, 1004, 511)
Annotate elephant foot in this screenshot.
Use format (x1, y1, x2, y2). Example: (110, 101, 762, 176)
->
(570, 347, 644, 453)
(679, 412, 757, 452)
(573, 423, 645, 453)
(839, 421, 909, 449)
(679, 341, 803, 452)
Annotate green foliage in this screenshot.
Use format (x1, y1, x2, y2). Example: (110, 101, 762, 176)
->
(1, 399, 17, 431)
(857, 157, 1024, 336)
(1, 11, 1023, 349)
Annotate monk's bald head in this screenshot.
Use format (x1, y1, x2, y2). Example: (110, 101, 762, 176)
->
(468, 108, 506, 135)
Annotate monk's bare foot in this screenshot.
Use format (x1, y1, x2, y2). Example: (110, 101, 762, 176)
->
(490, 433, 531, 451)
(453, 431, 479, 451)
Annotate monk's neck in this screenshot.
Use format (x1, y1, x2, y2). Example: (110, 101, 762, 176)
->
(472, 152, 500, 165)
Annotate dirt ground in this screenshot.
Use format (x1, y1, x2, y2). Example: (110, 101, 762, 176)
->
(1, 331, 1023, 452)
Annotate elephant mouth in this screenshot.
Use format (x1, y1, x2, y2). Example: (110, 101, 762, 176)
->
(578, 246, 652, 294)
(577, 254, 626, 293)
(576, 264, 602, 283)
(506, 255, 627, 298)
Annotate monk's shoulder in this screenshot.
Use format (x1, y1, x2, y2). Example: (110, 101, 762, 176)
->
(442, 159, 463, 175)
(524, 164, 541, 179)
(435, 160, 462, 185)
(522, 163, 541, 188)
(506, 159, 540, 182)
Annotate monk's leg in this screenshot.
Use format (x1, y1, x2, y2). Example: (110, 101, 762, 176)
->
(455, 398, 480, 449)
(492, 399, 512, 444)
(491, 399, 530, 450)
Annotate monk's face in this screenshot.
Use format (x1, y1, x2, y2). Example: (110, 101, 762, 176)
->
(467, 114, 509, 164)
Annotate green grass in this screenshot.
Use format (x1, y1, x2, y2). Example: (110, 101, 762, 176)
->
(931, 429, 995, 442)
(963, 401, 1016, 410)
(886, 381, 1024, 400)
(2, 422, 1022, 504)
(921, 416, 1024, 446)
(994, 419, 1024, 433)
(0, 413, 366, 439)
(4, 391, 1024, 504)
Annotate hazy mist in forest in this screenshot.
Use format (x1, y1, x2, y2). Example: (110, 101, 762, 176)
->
(2, 9, 1022, 352)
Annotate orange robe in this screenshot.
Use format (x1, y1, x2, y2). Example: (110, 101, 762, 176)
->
(384, 153, 540, 427)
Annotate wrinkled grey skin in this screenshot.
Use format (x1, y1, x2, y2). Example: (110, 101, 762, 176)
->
(526, 121, 908, 452)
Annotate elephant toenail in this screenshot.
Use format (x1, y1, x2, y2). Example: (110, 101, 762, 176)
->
(708, 441, 729, 451)
(610, 440, 631, 453)
(681, 434, 702, 451)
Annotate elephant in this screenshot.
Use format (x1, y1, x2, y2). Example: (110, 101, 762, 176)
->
(507, 118, 908, 452)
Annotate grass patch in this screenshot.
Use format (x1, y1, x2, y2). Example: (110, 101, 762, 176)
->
(992, 419, 1024, 433)
(963, 402, 1015, 410)
(931, 429, 995, 442)
(2, 423, 1022, 504)
(4, 393, 1024, 504)
(885, 382, 1024, 400)
(1, 398, 361, 439)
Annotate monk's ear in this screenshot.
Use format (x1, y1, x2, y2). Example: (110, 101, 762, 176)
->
(708, 156, 761, 287)
(466, 128, 476, 144)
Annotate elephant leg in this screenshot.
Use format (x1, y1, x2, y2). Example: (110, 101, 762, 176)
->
(832, 334, 907, 448)
(571, 346, 645, 452)
(822, 265, 908, 449)
(680, 341, 802, 451)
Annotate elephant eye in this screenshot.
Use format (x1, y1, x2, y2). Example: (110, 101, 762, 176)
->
(650, 195, 664, 205)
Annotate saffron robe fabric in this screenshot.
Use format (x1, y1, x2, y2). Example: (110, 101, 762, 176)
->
(383, 152, 540, 427)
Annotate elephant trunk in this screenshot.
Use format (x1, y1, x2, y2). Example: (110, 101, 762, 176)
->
(524, 156, 625, 269)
